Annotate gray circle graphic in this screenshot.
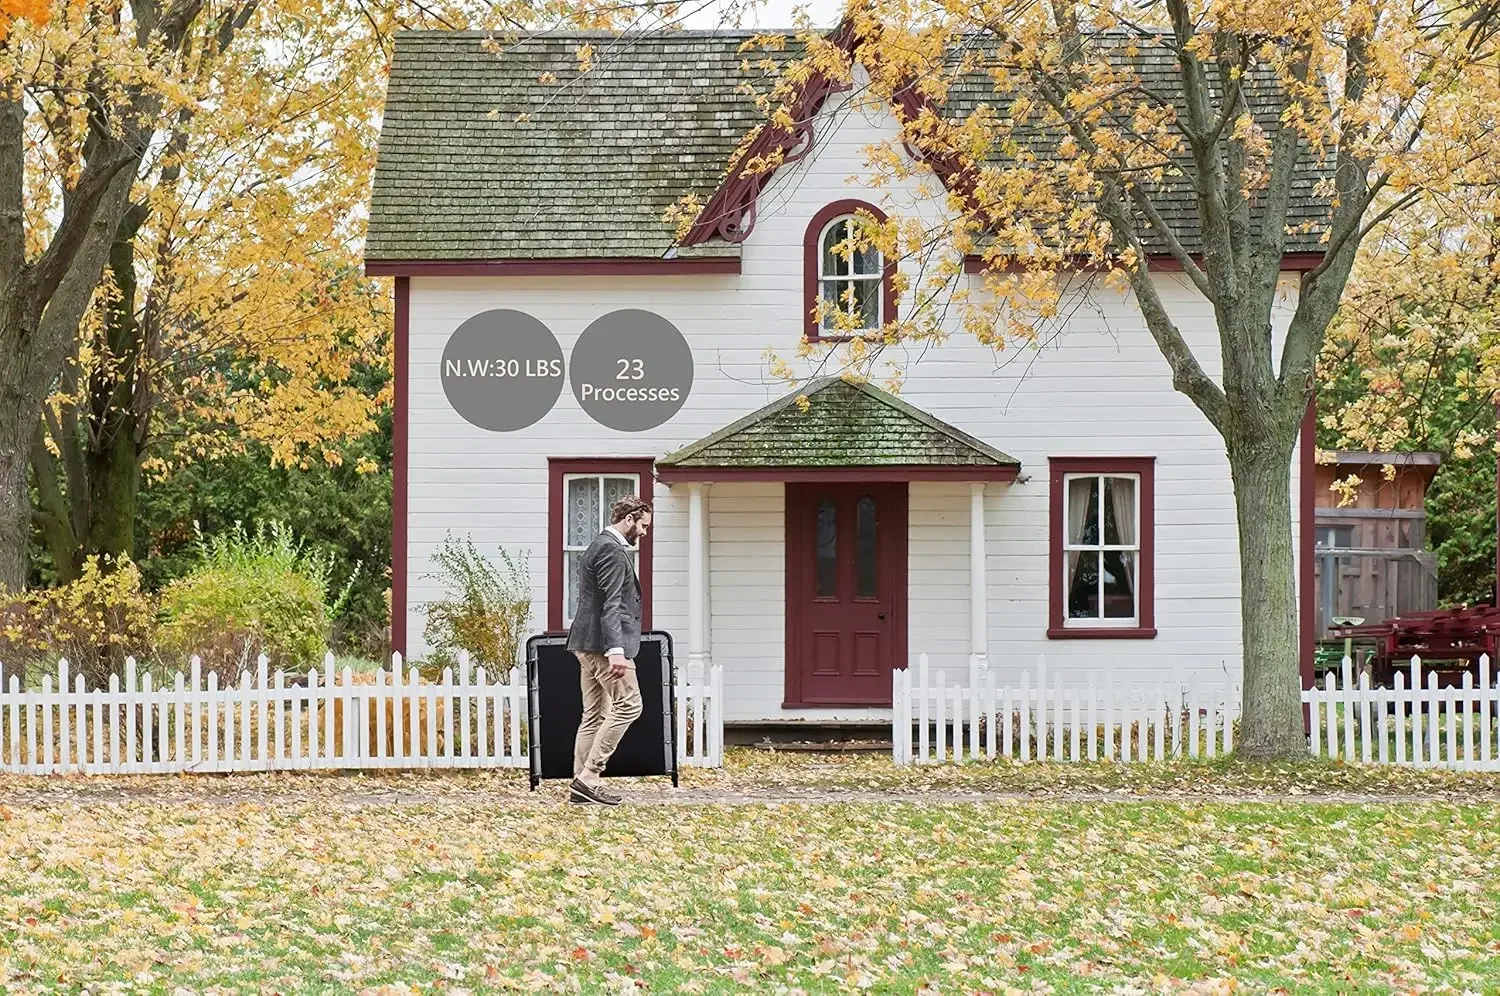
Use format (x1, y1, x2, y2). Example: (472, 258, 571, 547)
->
(570, 309, 693, 431)
(440, 309, 564, 431)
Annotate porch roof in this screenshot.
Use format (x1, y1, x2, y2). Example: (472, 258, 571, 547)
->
(656, 377, 1020, 482)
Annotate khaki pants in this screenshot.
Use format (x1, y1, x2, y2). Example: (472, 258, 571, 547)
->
(572, 651, 644, 784)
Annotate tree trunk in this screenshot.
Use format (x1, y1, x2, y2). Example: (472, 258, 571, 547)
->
(0, 379, 33, 590)
(29, 423, 82, 583)
(1228, 434, 1307, 758)
(0, 285, 40, 590)
(83, 215, 146, 565)
(0, 161, 140, 590)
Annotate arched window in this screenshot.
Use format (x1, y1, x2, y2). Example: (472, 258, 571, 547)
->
(804, 200, 895, 341)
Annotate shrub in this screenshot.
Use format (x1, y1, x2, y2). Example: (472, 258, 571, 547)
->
(420, 534, 532, 680)
(156, 520, 358, 684)
(0, 554, 158, 690)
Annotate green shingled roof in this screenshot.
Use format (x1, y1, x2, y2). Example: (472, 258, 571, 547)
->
(367, 28, 1333, 262)
(367, 30, 790, 261)
(657, 378, 1020, 468)
(942, 35, 1333, 257)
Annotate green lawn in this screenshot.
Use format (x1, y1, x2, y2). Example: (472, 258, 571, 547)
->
(2, 781, 1498, 990)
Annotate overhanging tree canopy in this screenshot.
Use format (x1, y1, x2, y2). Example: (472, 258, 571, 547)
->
(720, 0, 1500, 756)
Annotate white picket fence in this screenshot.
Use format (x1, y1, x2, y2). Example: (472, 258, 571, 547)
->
(893, 654, 1239, 765)
(894, 652, 1500, 770)
(0, 653, 724, 775)
(1308, 654, 1499, 770)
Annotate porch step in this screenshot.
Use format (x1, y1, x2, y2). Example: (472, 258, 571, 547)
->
(747, 739, 892, 752)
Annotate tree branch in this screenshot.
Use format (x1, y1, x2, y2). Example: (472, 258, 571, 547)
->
(1164, 0, 1238, 297)
(0, 93, 24, 300)
(1022, 31, 1213, 296)
(1096, 183, 1229, 431)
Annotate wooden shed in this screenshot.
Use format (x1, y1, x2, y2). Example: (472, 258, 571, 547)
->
(1313, 450, 1441, 640)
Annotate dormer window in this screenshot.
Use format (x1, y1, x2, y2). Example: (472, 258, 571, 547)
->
(803, 200, 895, 342)
(818, 215, 883, 332)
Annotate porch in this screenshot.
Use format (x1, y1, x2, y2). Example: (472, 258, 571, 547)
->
(654, 377, 1020, 721)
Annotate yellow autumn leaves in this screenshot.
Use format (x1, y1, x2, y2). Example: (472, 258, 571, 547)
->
(4, 780, 1496, 990)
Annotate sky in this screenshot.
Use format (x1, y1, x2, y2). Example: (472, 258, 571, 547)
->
(674, 0, 845, 31)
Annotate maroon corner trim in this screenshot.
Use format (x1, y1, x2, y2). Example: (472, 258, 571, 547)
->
(546, 458, 657, 634)
(364, 257, 739, 277)
(803, 200, 899, 344)
(1300, 397, 1316, 691)
(783, 482, 908, 708)
(393, 276, 411, 657)
(656, 464, 1019, 483)
(391, 276, 409, 658)
(964, 252, 1326, 275)
(1494, 400, 1499, 608)
(1047, 457, 1156, 639)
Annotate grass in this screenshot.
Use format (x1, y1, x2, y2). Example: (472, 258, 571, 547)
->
(1, 751, 1500, 990)
(1, 797, 1497, 990)
(697, 745, 1500, 799)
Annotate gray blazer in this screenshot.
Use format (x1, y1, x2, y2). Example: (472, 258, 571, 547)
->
(565, 531, 642, 659)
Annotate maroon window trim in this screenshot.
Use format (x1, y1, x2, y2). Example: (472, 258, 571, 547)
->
(546, 458, 656, 634)
(804, 200, 898, 343)
(1047, 457, 1157, 639)
(391, 276, 410, 657)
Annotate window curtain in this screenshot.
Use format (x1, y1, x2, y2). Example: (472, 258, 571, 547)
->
(1066, 476, 1094, 601)
(1108, 476, 1137, 599)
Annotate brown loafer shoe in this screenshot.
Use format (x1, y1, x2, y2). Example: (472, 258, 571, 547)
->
(569, 778, 621, 806)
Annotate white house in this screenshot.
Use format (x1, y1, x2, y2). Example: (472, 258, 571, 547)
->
(364, 26, 1319, 724)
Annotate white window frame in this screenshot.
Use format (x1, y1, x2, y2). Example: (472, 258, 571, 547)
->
(561, 472, 642, 628)
(1061, 472, 1141, 628)
(818, 214, 883, 333)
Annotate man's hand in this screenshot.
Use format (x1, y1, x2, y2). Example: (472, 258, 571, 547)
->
(607, 653, 629, 677)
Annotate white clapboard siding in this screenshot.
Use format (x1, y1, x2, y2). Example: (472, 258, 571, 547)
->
(893, 653, 1239, 765)
(0, 655, 723, 774)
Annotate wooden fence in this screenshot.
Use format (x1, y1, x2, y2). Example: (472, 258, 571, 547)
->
(892, 654, 1238, 765)
(893, 652, 1500, 770)
(1313, 546, 1438, 639)
(0, 653, 724, 775)
(1308, 655, 1499, 770)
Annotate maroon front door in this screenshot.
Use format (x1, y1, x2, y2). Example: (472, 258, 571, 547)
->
(785, 482, 908, 706)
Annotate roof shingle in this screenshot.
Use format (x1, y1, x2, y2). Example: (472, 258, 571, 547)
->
(366, 28, 1333, 262)
(657, 377, 1021, 468)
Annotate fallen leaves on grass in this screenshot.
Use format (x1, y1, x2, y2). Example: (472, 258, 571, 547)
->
(0, 794, 1497, 990)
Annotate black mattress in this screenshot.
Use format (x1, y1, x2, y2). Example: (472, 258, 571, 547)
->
(525, 631, 678, 788)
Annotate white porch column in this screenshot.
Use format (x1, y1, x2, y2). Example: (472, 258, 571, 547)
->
(969, 482, 989, 674)
(687, 482, 709, 680)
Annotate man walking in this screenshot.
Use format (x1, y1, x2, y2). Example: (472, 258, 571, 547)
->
(565, 495, 651, 805)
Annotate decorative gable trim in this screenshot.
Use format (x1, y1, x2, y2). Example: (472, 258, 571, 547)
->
(679, 21, 858, 247)
(675, 23, 1018, 254)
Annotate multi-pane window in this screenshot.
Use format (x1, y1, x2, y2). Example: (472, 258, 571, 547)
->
(1062, 472, 1141, 626)
(818, 215, 883, 333)
(562, 473, 640, 625)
